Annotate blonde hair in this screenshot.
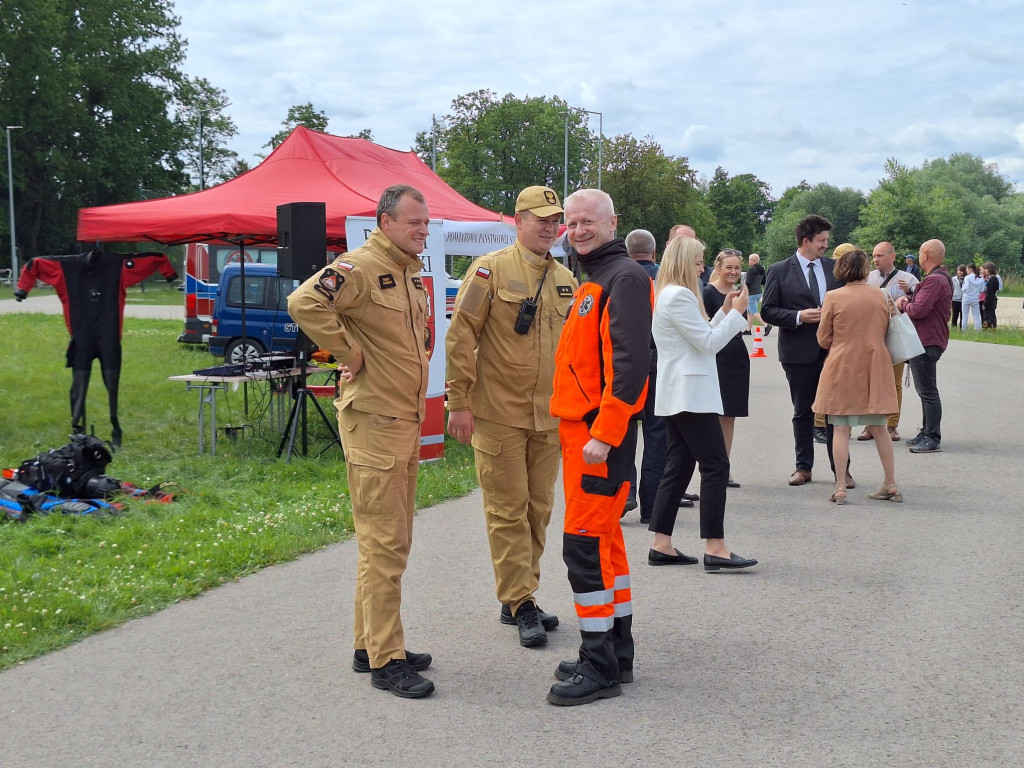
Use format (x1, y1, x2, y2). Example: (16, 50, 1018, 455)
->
(655, 236, 708, 320)
(708, 250, 742, 284)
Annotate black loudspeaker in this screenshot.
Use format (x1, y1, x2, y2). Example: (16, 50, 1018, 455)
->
(277, 202, 327, 280)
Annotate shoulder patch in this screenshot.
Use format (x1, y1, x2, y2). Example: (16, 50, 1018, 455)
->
(336, 261, 354, 271)
(476, 267, 491, 280)
(378, 274, 397, 289)
(578, 295, 595, 316)
(318, 268, 344, 294)
(558, 285, 574, 297)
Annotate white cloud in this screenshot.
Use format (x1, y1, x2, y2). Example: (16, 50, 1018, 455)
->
(679, 125, 724, 163)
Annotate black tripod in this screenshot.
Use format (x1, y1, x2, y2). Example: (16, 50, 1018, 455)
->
(276, 330, 343, 461)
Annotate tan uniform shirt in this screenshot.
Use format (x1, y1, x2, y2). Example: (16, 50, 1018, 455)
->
(287, 228, 429, 423)
(446, 241, 578, 431)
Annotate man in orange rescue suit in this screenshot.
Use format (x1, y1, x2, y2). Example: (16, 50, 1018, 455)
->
(547, 189, 654, 706)
(446, 186, 578, 649)
(287, 185, 435, 699)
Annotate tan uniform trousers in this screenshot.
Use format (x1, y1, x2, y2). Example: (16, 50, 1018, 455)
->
(471, 416, 560, 615)
(338, 404, 420, 669)
(889, 362, 905, 428)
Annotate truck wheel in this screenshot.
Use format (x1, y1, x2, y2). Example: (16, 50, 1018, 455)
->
(225, 338, 264, 365)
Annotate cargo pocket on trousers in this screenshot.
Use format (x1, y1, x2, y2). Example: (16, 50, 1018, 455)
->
(471, 432, 513, 514)
(581, 474, 621, 497)
(566, 473, 625, 534)
(345, 446, 397, 516)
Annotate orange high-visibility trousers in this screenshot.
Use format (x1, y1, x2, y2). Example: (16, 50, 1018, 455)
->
(559, 417, 636, 683)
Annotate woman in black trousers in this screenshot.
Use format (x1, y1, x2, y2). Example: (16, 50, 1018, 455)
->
(646, 236, 758, 572)
(982, 261, 999, 328)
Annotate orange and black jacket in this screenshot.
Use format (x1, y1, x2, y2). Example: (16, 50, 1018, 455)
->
(551, 238, 653, 448)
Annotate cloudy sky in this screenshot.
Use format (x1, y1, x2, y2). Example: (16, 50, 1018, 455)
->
(173, 0, 1024, 203)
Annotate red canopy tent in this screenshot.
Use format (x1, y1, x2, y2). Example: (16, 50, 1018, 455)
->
(76, 126, 505, 246)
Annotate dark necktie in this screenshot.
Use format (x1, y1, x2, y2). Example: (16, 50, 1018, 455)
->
(807, 262, 821, 307)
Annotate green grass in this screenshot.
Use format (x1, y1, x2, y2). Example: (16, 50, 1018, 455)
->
(124, 280, 185, 305)
(950, 324, 1024, 346)
(997, 273, 1023, 297)
(0, 313, 478, 669)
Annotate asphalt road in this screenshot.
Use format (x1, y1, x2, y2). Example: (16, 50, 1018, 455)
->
(0, 291, 183, 320)
(0, 310, 1021, 767)
(3, 289, 1024, 326)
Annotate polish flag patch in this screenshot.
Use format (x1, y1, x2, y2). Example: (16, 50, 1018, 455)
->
(337, 261, 355, 271)
(476, 267, 491, 279)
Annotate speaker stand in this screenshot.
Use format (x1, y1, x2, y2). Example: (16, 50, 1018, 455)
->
(276, 332, 342, 462)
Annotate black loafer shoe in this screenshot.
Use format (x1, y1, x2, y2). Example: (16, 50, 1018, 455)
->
(370, 658, 435, 698)
(500, 603, 558, 630)
(547, 673, 621, 706)
(681, 492, 699, 501)
(764, 325, 772, 336)
(648, 547, 699, 566)
(813, 427, 828, 444)
(515, 600, 548, 647)
(678, 498, 694, 507)
(555, 659, 633, 684)
(727, 480, 741, 488)
(353, 648, 432, 674)
(704, 552, 758, 571)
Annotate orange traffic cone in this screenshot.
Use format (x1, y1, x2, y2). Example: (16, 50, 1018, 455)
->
(749, 325, 767, 358)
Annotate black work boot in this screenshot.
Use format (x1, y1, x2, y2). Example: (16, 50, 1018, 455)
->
(547, 665, 621, 706)
(370, 658, 435, 698)
(353, 649, 432, 674)
(515, 600, 548, 647)
(555, 658, 633, 683)
(500, 602, 559, 630)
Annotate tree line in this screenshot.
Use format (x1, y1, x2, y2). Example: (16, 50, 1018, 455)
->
(3, 4, 1022, 276)
(422, 91, 1024, 275)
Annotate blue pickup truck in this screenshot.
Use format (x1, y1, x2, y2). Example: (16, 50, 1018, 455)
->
(208, 263, 462, 363)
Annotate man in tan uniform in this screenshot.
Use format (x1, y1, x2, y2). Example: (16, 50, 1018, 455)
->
(446, 186, 578, 648)
(288, 185, 434, 699)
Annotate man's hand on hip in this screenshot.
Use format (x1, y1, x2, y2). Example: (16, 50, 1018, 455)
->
(337, 350, 364, 382)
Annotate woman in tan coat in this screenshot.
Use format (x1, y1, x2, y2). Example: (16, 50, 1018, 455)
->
(812, 249, 901, 504)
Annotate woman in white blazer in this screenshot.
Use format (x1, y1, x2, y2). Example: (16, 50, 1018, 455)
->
(647, 236, 758, 572)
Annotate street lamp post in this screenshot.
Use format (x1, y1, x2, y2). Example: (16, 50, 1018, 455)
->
(6, 125, 22, 277)
(197, 102, 231, 190)
(431, 114, 443, 171)
(563, 112, 569, 201)
(198, 111, 205, 190)
(579, 109, 603, 190)
(561, 108, 604, 199)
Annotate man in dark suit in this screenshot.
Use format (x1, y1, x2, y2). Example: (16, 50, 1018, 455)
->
(761, 215, 853, 488)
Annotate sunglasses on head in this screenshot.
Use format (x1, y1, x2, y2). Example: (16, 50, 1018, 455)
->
(722, 249, 742, 256)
